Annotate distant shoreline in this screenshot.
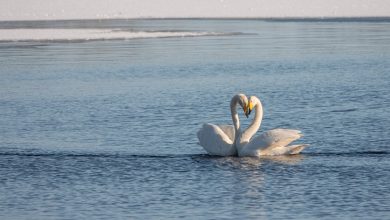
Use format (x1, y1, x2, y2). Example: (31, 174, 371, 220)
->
(1, 16, 390, 23)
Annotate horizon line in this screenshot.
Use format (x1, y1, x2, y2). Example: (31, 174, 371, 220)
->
(1, 16, 390, 23)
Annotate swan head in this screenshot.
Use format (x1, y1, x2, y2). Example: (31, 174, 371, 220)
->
(234, 93, 249, 117)
(245, 96, 255, 117)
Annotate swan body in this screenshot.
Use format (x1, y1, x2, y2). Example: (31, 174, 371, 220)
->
(237, 96, 308, 157)
(197, 123, 236, 156)
(197, 94, 248, 156)
(238, 128, 308, 156)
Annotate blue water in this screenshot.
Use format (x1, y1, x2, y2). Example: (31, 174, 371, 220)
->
(1, 19, 390, 219)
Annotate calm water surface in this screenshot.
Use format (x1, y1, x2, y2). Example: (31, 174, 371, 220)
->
(1, 19, 390, 219)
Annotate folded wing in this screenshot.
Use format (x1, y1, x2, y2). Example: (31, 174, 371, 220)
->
(240, 129, 308, 156)
(197, 123, 237, 156)
(217, 124, 235, 142)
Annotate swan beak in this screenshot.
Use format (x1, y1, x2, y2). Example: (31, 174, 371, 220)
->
(244, 107, 250, 118)
(245, 108, 252, 118)
(245, 102, 253, 118)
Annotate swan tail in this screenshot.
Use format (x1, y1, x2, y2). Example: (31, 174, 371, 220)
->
(259, 144, 308, 156)
(260, 129, 302, 149)
(286, 144, 309, 155)
(253, 129, 307, 156)
(197, 124, 208, 147)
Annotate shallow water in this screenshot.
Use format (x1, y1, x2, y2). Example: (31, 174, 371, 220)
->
(1, 19, 390, 219)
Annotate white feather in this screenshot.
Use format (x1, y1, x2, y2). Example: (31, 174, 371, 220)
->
(197, 123, 236, 156)
(237, 96, 308, 157)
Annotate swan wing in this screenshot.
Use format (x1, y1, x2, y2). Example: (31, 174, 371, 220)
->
(240, 129, 307, 156)
(197, 123, 236, 156)
(216, 124, 235, 142)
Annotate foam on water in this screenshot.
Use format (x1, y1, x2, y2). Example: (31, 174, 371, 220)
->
(0, 28, 235, 42)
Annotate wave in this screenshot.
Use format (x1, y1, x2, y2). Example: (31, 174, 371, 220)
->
(305, 151, 390, 157)
(0, 151, 198, 159)
(329, 108, 359, 113)
(0, 151, 388, 159)
(0, 28, 240, 42)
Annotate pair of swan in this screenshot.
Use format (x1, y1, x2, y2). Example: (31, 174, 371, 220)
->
(197, 94, 308, 157)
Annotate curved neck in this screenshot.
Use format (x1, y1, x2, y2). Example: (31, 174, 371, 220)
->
(241, 97, 263, 142)
(230, 95, 242, 144)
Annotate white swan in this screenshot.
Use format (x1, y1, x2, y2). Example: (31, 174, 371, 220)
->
(237, 96, 308, 157)
(197, 94, 249, 156)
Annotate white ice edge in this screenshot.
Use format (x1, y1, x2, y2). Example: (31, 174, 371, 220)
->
(0, 28, 229, 41)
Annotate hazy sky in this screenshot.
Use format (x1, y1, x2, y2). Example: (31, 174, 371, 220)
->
(0, 0, 389, 21)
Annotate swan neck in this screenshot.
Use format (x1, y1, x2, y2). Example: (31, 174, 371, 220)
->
(242, 98, 263, 142)
(230, 95, 240, 133)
